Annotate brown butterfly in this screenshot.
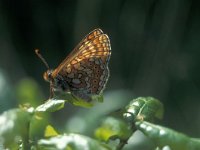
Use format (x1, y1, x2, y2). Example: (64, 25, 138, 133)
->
(35, 28, 111, 101)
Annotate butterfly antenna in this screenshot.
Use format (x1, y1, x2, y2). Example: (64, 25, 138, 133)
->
(35, 49, 50, 69)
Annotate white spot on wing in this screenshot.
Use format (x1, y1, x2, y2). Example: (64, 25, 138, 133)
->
(72, 79, 81, 84)
(100, 75, 104, 80)
(95, 59, 100, 64)
(89, 58, 94, 62)
(78, 74, 82, 78)
(67, 73, 74, 78)
(85, 77, 89, 81)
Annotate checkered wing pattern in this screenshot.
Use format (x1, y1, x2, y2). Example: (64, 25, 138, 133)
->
(52, 29, 111, 100)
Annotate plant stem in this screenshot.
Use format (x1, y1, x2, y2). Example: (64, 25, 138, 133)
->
(116, 139, 128, 150)
(116, 124, 136, 150)
(22, 121, 31, 150)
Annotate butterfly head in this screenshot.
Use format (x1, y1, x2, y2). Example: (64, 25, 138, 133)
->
(43, 70, 54, 82)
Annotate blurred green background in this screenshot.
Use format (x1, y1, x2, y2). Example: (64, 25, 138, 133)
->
(0, 0, 200, 149)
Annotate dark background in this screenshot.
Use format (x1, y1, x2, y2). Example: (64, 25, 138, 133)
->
(0, 0, 200, 147)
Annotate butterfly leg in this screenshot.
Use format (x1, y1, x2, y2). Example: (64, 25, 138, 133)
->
(49, 82, 54, 99)
(71, 91, 92, 102)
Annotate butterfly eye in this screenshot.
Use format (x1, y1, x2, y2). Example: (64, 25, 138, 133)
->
(43, 70, 53, 82)
(48, 72, 51, 78)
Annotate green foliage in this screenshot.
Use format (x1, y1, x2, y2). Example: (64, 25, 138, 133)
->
(35, 100, 65, 113)
(95, 117, 132, 141)
(0, 108, 33, 149)
(123, 97, 164, 123)
(136, 121, 200, 150)
(51, 92, 104, 108)
(0, 93, 200, 149)
(38, 134, 111, 150)
(44, 125, 59, 137)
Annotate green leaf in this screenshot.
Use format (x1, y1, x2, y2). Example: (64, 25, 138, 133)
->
(54, 92, 104, 108)
(136, 121, 200, 150)
(44, 125, 59, 137)
(0, 108, 33, 149)
(123, 97, 164, 123)
(35, 99, 65, 112)
(68, 97, 94, 108)
(95, 117, 132, 142)
(29, 113, 49, 142)
(91, 94, 104, 103)
(38, 134, 111, 150)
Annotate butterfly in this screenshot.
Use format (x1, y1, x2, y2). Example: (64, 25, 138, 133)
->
(35, 28, 111, 101)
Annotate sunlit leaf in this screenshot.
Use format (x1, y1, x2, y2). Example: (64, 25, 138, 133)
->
(56, 92, 105, 108)
(35, 99, 65, 112)
(0, 108, 33, 149)
(38, 133, 111, 150)
(136, 121, 200, 150)
(95, 117, 132, 141)
(44, 125, 59, 137)
(91, 94, 104, 103)
(68, 97, 94, 108)
(123, 97, 164, 123)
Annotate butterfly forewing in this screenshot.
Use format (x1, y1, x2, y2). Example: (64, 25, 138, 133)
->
(52, 29, 111, 101)
(52, 29, 104, 76)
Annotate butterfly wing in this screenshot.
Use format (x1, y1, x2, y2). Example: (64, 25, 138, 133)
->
(52, 29, 111, 100)
(52, 28, 104, 76)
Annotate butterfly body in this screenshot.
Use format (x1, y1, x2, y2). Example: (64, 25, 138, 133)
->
(36, 29, 111, 101)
